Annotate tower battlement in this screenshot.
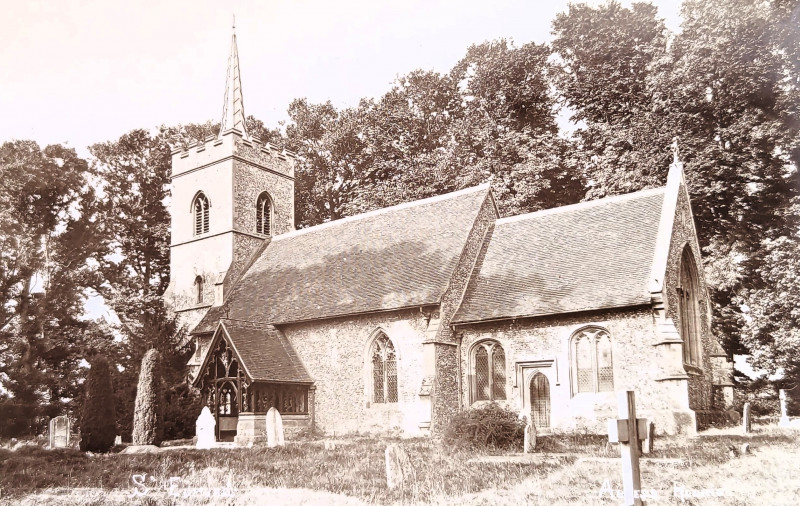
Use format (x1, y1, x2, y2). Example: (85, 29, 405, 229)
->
(171, 129, 296, 179)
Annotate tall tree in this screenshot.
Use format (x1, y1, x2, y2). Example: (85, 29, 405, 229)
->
(0, 141, 102, 435)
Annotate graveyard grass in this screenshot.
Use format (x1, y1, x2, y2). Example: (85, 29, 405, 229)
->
(1, 425, 798, 505)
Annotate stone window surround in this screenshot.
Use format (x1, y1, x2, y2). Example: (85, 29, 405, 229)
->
(255, 191, 273, 236)
(468, 339, 507, 404)
(569, 325, 614, 396)
(191, 191, 211, 236)
(363, 328, 400, 408)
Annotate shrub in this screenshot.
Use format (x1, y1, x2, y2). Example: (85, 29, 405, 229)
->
(133, 349, 164, 446)
(163, 381, 203, 440)
(443, 402, 524, 450)
(79, 356, 117, 452)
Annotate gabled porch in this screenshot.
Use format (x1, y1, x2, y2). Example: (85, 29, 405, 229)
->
(192, 321, 314, 444)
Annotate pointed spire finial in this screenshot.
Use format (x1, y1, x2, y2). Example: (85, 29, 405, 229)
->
(219, 22, 248, 139)
(671, 137, 680, 165)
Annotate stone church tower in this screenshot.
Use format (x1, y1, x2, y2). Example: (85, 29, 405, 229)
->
(166, 27, 296, 332)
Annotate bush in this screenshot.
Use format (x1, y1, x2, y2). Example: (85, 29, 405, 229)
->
(79, 356, 117, 452)
(133, 349, 164, 446)
(443, 403, 524, 450)
(163, 381, 203, 440)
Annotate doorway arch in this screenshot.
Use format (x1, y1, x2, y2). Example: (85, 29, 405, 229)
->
(530, 373, 551, 429)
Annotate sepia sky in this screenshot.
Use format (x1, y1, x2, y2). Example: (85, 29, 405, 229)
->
(0, 0, 682, 156)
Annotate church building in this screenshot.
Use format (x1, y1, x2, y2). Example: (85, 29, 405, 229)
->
(165, 30, 734, 443)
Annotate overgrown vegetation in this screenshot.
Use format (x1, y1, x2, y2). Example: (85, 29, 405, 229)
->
(79, 356, 117, 453)
(444, 403, 525, 450)
(132, 349, 164, 446)
(0, 429, 797, 505)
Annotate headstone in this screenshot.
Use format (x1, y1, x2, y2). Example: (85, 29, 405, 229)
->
(523, 422, 537, 453)
(642, 421, 654, 454)
(742, 402, 752, 434)
(616, 391, 643, 506)
(48, 416, 70, 448)
(741, 443, 750, 455)
(779, 389, 790, 426)
(196, 406, 216, 449)
(114, 435, 122, 446)
(266, 407, 285, 448)
(385, 444, 414, 489)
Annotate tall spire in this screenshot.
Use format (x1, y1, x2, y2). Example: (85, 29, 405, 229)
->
(220, 19, 248, 139)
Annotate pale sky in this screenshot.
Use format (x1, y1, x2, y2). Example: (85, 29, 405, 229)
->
(0, 0, 683, 156)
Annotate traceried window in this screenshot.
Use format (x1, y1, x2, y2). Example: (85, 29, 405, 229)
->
(193, 192, 210, 235)
(256, 192, 272, 236)
(371, 333, 398, 404)
(571, 327, 614, 394)
(678, 247, 702, 366)
(472, 341, 506, 402)
(194, 275, 204, 304)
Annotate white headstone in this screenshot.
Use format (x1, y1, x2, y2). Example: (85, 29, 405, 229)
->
(779, 389, 790, 426)
(196, 406, 216, 449)
(114, 435, 122, 446)
(49, 416, 70, 448)
(523, 423, 536, 453)
(742, 402, 752, 434)
(266, 407, 285, 448)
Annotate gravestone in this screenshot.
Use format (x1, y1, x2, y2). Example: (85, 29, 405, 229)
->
(196, 406, 216, 449)
(385, 444, 414, 489)
(523, 422, 537, 453)
(114, 435, 122, 446)
(642, 421, 654, 454)
(779, 390, 790, 426)
(266, 407, 285, 448)
(613, 391, 643, 506)
(742, 402, 752, 434)
(48, 416, 70, 449)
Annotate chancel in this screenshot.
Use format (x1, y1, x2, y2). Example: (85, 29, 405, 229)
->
(164, 27, 735, 443)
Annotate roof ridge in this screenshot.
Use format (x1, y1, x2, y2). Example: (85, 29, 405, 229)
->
(497, 187, 665, 225)
(271, 183, 490, 242)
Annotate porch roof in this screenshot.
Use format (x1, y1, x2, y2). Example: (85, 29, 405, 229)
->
(199, 321, 313, 384)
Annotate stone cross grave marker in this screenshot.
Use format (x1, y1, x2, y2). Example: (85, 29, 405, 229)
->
(48, 416, 70, 449)
(607, 391, 644, 506)
(196, 406, 216, 449)
(266, 407, 285, 448)
(779, 390, 790, 426)
(742, 402, 752, 434)
(385, 444, 414, 489)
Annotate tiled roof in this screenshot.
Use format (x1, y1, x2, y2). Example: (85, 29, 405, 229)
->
(193, 306, 225, 335)
(219, 321, 312, 383)
(226, 185, 490, 324)
(452, 188, 665, 324)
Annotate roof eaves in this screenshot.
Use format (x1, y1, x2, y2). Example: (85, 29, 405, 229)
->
(452, 301, 653, 327)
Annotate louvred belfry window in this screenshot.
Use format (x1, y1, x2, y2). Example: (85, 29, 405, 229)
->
(371, 333, 398, 404)
(472, 341, 506, 402)
(256, 192, 272, 235)
(193, 193, 209, 235)
(571, 327, 614, 395)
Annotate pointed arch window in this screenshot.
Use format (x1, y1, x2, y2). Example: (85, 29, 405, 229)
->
(472, 341, 506, 402)
(370, 333, 398, 404)
(193, 192, 210, 235)
(194, 275, 204, 304)
(678, 247, 702, 366)
(571, 327, 614, 395)
(256, 192, 272, 236)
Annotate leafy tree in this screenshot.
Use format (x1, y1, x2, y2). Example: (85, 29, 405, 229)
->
(551, 0, 800, 375)
(0, 140, 103, 436)
(79, 355, 117, 452)
(132, 349, 164, 446)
